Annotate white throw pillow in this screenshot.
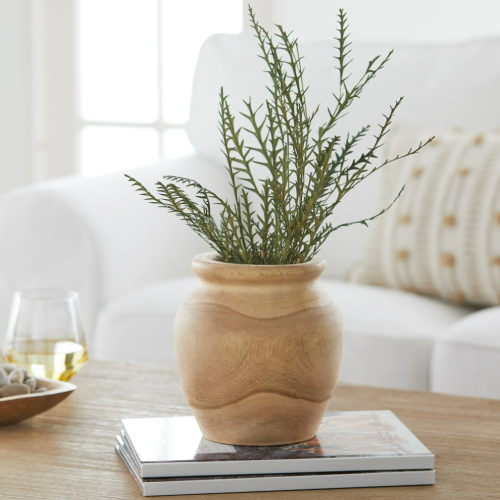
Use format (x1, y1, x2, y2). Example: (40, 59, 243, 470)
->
(356, 128, 500, 306)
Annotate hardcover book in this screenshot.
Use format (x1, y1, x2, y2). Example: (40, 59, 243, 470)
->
(119, 411, 435, 478)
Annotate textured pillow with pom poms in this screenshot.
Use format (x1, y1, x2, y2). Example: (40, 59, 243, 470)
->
(356, 127, 500, 306)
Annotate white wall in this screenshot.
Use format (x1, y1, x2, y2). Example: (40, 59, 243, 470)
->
(0, 0, 33, 194)
(0, 0, 32, 345)
(247, 0, 500, 42)
(31, 0, 77, 181)
(0, 0, 76, 196)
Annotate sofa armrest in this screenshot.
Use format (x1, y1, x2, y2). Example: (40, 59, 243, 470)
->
(431, 307, 500, 399)
(0, 154, 226, 346)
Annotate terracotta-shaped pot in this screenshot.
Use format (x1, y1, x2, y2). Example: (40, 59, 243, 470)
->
(174, 252, 343, 446)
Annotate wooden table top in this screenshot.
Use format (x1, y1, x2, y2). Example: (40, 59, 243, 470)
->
(1, 360, 499, 499)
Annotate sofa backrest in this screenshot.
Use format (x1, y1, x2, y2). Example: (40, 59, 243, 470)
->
(188, 34, 500, 279)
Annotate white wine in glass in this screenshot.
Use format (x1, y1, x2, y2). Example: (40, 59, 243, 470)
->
(2, 289, 88, 381)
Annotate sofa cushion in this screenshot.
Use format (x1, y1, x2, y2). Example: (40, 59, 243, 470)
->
(322, 281, 474, 391)
(93, 277, 474, 391)
(93, 276, 198, 364)
(431, 307, 500, 399)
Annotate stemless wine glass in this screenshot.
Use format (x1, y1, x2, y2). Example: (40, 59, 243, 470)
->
(2, 289, 88, 381)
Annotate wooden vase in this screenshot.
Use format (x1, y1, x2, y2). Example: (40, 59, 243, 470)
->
(174, 252, 343, 446)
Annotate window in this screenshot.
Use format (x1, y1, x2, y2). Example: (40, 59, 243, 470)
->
(78, 0, 243, 176)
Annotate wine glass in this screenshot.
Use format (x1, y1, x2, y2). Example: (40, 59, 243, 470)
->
(2, 289, 88, 381)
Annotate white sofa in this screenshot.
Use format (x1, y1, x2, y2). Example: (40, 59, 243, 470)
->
(1, 35, 499, 398)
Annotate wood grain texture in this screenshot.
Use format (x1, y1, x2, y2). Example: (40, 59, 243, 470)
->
(0, 377, 76, 425)
(174, 252, 343, 445)
(0, 360, 500, 499)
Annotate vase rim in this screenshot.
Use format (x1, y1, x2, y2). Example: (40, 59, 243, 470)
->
(197, 252, 325, 267)
(192, 252, 326, 282)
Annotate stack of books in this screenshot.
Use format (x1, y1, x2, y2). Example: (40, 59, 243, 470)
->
(115, 410, 435, 496)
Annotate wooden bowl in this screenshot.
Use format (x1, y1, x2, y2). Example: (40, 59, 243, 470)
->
(0, 377, 76, 426)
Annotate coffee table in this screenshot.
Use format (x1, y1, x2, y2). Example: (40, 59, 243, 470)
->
(1, 360, 499, 499)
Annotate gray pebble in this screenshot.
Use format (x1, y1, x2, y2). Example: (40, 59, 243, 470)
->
(8, 367, 25, 384)
(34, 387, 48, 393)
(0, 370, 9, 388)
(0, 383, 30, 398)
(24, 377, 37, 393)
(0, 363, 15, 374)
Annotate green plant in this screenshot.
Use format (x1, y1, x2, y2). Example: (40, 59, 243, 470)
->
(127, 6, 432, 265)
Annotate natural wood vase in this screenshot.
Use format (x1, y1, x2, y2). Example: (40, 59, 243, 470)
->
(174, 252, 343, 446)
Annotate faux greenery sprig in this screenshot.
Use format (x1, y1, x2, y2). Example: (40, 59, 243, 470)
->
(127, 6, 432, 265)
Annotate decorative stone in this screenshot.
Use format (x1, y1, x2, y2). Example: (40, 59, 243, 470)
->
(0, 363, 15, 374)
(8, 368, 25, 384)
(24, 377, 37, 393)
(0, 383, 30, 398)
(35, 387, 48, 393)
(0, 369, 9, 388)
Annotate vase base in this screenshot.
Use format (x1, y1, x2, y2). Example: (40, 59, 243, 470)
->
(192, 391, 331, 446)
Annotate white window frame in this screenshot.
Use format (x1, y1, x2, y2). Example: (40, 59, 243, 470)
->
(77, 0, 191, 170)
(33, 0, 275, 180)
